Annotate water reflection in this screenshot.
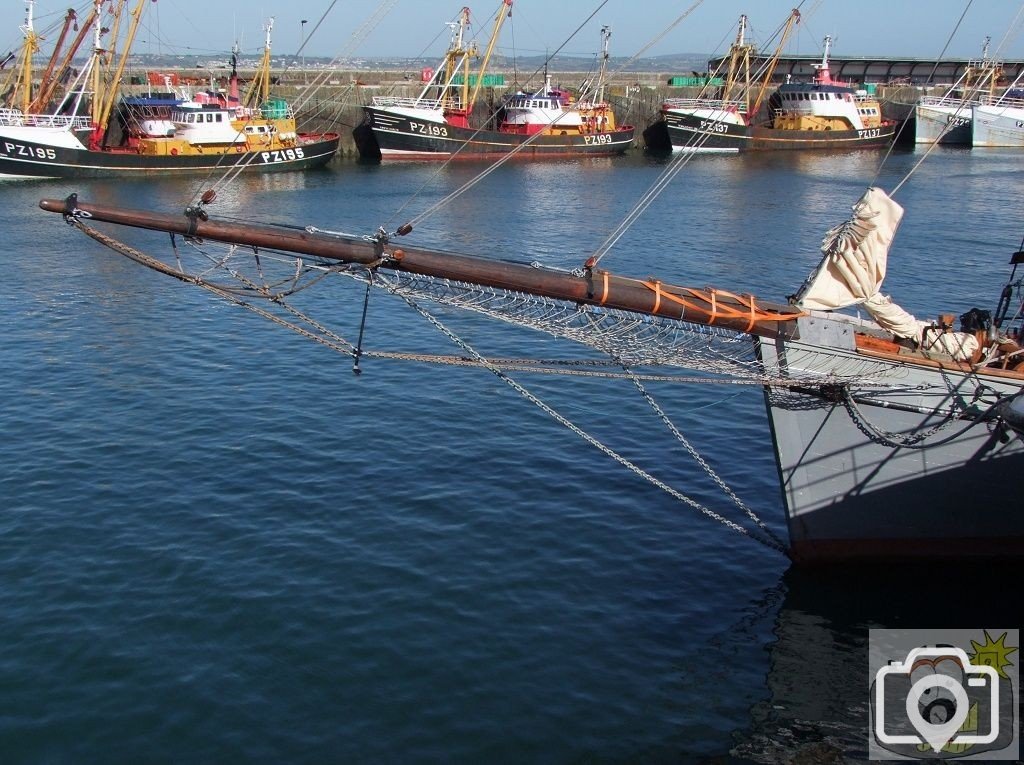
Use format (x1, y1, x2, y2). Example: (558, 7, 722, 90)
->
(730, 563, 1020, 763)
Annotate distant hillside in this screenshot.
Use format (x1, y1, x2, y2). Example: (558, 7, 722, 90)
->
(126, 52, 712, 75)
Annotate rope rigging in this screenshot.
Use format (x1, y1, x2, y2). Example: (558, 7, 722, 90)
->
(46, 0, 1024, 561)
(67, 213, 797, 553)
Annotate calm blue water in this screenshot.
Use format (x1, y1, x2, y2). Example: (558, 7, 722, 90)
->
(1, 148, 1021, 763)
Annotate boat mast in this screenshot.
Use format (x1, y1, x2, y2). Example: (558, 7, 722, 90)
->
(467, 0, 513, 112)
(439, 8, 474, 116)
(722, 15, 752, 107)
(594, 25, 611, 104)
(87, 0, 108, 123)
(963, 37, 1002, 101)
(29, 6, 98, 114)
(93, 0, 148, 142)
(245, 18, 275, 107)
(812, 35, 833, 84)
(748, 9, 800, 119)
(14, 0, 39, 113)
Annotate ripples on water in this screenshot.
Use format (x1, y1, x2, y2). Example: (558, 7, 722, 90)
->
(1, 148, 1021, 762)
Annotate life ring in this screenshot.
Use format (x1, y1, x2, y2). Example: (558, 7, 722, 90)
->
(170, 147, 178, 155)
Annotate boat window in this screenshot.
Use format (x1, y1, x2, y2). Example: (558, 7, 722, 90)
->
(216, 114, 223, 122)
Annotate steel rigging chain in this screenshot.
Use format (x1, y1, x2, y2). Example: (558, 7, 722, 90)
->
(619, 362, 787, 550)
(840, 381, 1001, 450)
(381, 281, 788, 555)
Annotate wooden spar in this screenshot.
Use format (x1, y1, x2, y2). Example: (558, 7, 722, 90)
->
(38, 196, 804, 338)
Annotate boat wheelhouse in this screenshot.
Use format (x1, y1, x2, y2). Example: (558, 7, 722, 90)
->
(356, 5, 633, 159)
(653, 19, 896, 153)
(0, 6, 338, 178)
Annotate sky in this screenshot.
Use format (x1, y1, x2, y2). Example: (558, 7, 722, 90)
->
(3, 0, 1023, 63)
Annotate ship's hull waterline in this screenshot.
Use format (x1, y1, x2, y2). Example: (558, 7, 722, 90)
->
(757, 330, 1024, 563)
(357, 109, 634, 160)
(0, 133, 340, 179)
(662, 111, 898, 152)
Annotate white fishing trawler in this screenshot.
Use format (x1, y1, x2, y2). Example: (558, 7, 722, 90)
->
(914, 39, 1003, 145)
(972, 69, 1024, 147)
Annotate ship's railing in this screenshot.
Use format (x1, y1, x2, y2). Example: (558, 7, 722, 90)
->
(371, 96, 461, 111)
(0, 109, 91, 129)
(662, 98, 744, 112)
(978, 95, 1024, 109)
(917, 95, 977, 108)
(965, 58, 1002, 70)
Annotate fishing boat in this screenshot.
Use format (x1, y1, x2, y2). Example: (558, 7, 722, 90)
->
(972, 73, 1024, 147)
(914, 39, 1002, 145)
(36, 178, 1024, 563)
(649, 12, 897, 153)
(0, 2, 339, 180)
(354, 3, 634, 160)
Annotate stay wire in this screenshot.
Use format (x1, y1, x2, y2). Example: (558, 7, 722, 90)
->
(388, 0, 611, 231)
(876, 0, 975, 192)
(390, 0, 710, 233)
(385, 285, 788, 555)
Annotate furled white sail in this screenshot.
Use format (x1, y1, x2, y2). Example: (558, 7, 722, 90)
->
(796, 187, 904, 311)
(795, 187, 979, 361)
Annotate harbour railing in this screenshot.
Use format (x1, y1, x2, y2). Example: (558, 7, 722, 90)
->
(978, 94, 1024, 109)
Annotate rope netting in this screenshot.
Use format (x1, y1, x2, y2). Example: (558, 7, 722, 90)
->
(70, 217, 964, 402)
(64, 204, 1013, 558)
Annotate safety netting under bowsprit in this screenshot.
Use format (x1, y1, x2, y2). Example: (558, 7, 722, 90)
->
(73, 218, 915, 390)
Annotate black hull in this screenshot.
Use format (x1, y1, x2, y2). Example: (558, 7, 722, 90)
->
(0, 134, 340, 179)
(664, 111, 897, 152)
(359, 108, 634, 159)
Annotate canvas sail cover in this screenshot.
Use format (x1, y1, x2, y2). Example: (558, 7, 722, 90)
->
(794, 187, 979, 361)
(796, 187, 904, 312)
